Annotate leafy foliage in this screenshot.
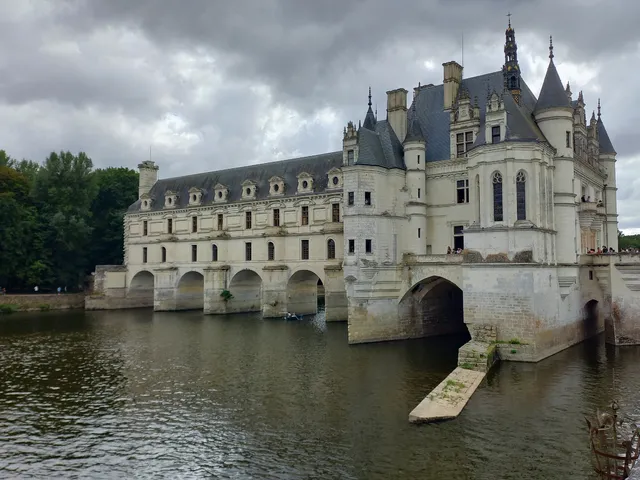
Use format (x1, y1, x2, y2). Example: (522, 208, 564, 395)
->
(0, 150, 138, 291)
(618, 230, 640, 250)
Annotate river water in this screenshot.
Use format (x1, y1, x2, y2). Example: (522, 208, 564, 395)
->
(0, 309, 638, 479)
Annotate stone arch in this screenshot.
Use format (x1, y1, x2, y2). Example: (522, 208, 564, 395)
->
(129, 271, 154, 301)
(228, 269, 262, 314)
(398, 276, 469, 339)
(287, 269, 323, 315)
(176, 271, 204, 310)
(583, 299, 600, 340)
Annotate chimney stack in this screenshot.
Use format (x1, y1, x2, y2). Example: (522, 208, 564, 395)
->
(443, 61, 463, 110)
(386, 88, 408, 141)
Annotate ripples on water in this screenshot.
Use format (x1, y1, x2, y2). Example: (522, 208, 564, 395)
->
(0, 309, 639, 479)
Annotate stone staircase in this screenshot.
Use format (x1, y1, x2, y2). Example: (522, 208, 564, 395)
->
(457, 324, 498, 373)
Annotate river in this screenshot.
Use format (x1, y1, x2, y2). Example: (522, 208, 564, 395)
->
(0, 308, 638, 479)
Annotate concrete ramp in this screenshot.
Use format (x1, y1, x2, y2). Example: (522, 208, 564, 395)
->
(409, 367, 485, 423)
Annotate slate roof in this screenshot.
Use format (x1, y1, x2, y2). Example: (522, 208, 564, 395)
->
(408, 71, 546, 161)
(128, 151, 343, 212)
(534, 59, 571, 113)
(597, 117, 616, 154)
(355, 119, 405, 169)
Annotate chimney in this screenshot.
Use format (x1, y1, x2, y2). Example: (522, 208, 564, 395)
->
(443, 61, 463, 110)
(386, 88, 408, 141)
(138, 160, 159, 198)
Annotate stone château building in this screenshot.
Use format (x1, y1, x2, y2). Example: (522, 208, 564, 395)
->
(90, 22, 640, 361)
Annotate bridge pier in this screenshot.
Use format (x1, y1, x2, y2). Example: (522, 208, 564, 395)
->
(153, 267, 179, 311)
(324, 265, 348, 321)
(203, 266, 230, 314)
(261, 265, 289, 318)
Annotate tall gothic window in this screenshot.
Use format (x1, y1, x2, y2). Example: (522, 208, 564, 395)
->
(212, 244, 218, 262)
(268, 242, 275, 261)
(516, 171, 526, 221)
(327, 239, 336, 259)
(492, 172, 503, 222)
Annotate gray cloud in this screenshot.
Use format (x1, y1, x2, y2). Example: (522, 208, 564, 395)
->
(1, 0, 639, 228)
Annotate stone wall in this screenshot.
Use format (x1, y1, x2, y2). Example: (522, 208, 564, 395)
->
(85, 295, 153, 310)
(1, 294, 85, 312)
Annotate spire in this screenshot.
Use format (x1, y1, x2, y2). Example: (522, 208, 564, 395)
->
(596, 100, 616, 154)
(404, 94, 425, 144)
(503, 15, 521, 104)
(534, 35, 571, 113)
(363, 87, 377, 130)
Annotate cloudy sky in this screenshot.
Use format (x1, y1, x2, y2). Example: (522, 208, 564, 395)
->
(1, 0, 639, 230)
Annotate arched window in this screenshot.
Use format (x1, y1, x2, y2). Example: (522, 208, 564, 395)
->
(516, 171, 526, 220)
(267, 242, 275, 261)
(161, 247, 167, 263)
(492, 172, 503, 221)
(327, 239, 336, 260)
(475, 174, 480, 223)
(212, 244, 218, 262)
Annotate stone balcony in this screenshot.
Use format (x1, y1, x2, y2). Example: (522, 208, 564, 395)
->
(405, 254, 464, 265)
(577, 201, 597, 229)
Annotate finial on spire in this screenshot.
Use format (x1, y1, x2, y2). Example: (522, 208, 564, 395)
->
(597, 98, 601, 119)
(368, 86, 372, 107)
(549, 36, 554, 59)
(375, 104, 378, 119)
(507, 12, 512, 28)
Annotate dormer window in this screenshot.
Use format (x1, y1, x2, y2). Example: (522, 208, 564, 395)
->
(327, 168, 342, 189)
(140, 193, 152, 211)
(297, 172, 314, 194)
(269, 176, 285, 196)
(213, 183, 229, 203)
(491, 126, 501, 144)
(456, 131, 473, 156)
(188, 187, 204, 206)
(242, 180, 257, 200)
(164, 190, 178, 209)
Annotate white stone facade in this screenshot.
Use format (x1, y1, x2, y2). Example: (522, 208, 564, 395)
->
(90, 23, 640, 361)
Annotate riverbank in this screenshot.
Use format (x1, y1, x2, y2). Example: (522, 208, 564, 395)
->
(0, 293, 85, 313)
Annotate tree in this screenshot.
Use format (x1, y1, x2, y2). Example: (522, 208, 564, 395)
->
(88, 167, 139, 269)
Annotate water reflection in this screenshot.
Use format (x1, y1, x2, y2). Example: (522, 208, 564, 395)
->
(0, 310, 638, 479)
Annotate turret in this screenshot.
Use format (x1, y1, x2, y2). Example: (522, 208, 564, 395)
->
(404, 93, 427, 255)
(503, 17, 522, 104)
(596, 100, 619, 250)
(138, 160, 158, 198)
(534, 36, 576, 264)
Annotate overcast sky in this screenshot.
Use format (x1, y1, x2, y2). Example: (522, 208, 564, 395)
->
(1, 0, 639, 231)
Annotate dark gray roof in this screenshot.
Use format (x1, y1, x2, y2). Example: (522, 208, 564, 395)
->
(534, 59, 571, 113)
(408, 71, 545, 161)
(128, 151, 343, 212)
(355, 119, 405, 169)
(405, 105, 425, 143)
(363, 106, 377, 130)
(597, 118, 616, 155)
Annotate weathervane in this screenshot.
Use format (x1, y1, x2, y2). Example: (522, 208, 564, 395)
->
(507, 12, 512, 28)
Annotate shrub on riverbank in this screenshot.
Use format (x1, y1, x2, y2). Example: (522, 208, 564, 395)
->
(0, 304, 18, 314)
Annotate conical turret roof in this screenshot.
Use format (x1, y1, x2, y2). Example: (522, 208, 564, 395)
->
(534, 37, 571, 113)
(597, 101, 616, 155)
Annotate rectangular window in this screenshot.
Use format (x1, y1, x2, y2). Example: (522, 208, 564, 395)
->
(566, 131, 571, 148)
(456, 131, 474, 156)
(217, 214, 223, 230)
(301, 206, 309, 226)
(212, 244, 218, 262)
(143, 221, 148, 236)
(142, 247, 147, 263)
(365, 239, 372, 253)
(301, 239, 309, 260)
(418, 228, 421, 238)
(273, 208, 280, 227)
(268, 242, 275, 261)
(192, 216, 198, 233)
(348, 192, 354, 206)
(332, 203, 340, 222)
(417, 154, 420, 164)
(348, 239, 355, 254)
(167, 218, 173, 234)
(418, 188, 421, 199)
(589, 270, 593, 280)
(245, 242, 252, 261)
(491, 126, 500, 144)
(465, 131, 473, 151)
(453, 225, 464, 251)
(191, 244, 197, 262)
(347, 149, 354, 165)
(456, 179, 469, 204)
(364, 192, 371, 206)
(245, 211, 252, 229)
(161, 247, 166, 263)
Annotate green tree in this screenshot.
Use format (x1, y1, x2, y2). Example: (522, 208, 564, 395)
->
(88, 167, 139, 269)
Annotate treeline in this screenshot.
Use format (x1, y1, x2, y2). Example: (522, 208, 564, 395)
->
(619, 231, 640, 250)
(0, 150, 138, 292)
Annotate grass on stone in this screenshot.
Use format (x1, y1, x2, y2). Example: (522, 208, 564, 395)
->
(0, 304, 18, 314)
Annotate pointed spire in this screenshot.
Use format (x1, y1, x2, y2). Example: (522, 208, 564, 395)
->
(590, 110, 596, 123)
(597, 98, 601, 119)
(549, 36, 554, 59)
(368, 86, 372, 108)
(578, 90, 584, 103)
(363, 87, 377, 130)
(507, 12, 511, 28)
(566, 82, 571, 93)
(596, 99, 616, 154)
(534, 36, 571, 113)
(503, 16, 521, 103)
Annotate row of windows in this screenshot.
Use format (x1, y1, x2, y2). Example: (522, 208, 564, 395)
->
(492, 171, 526, 222)
(347, 191, 372, 206)
(141, 204, 341, 236)
(346, 238, 373, 255)
(141, 239, 339, 264)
